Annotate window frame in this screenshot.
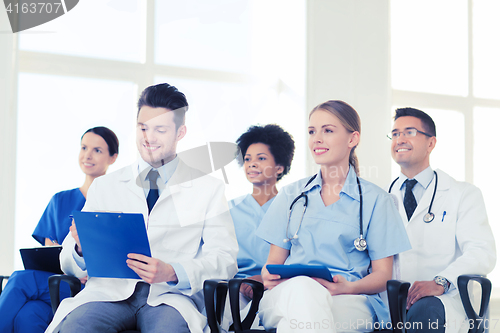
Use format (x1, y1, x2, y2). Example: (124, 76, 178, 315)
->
(390, 0, 500, 297)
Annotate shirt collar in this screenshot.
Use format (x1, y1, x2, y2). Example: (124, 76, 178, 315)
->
(304, 165, 360, 202)
(340, 165, 361, 202)
(137, 155, 179, 185)
(398, 166, 434, 190)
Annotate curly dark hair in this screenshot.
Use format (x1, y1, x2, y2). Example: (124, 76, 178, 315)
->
(236, 124, 295, 182)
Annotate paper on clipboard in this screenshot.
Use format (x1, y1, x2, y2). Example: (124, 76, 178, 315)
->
(72, 211, 151, 279)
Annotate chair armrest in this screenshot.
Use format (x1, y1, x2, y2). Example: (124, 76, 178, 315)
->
(387, 279, 411, 333)
(228, 278, 264, 333)
(0, 275, 9, 295)
(203, 279, 228, 333)
(457, 274, 491, 333)
(48, 274, 82, 314)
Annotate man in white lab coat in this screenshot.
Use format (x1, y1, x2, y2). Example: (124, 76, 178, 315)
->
(46, 83, 238, 333)
(388, 107, 495, 333)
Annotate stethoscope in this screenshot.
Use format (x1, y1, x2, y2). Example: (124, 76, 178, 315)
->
(388, 171, 438, 223)
(283, 174, 367, 252)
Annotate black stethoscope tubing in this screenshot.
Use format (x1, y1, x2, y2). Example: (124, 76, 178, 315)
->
(388, 171, 438, 223)
(284, 174, 367, 251)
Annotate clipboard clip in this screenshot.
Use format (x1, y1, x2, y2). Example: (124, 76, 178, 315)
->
(92, 210, 123, 218)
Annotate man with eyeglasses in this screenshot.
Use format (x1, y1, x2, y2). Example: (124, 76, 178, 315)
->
(387, 107, 495, 333)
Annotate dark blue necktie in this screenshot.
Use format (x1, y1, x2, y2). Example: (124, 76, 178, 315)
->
(403, 179, 418, 221)
(146, 169, 159, 214)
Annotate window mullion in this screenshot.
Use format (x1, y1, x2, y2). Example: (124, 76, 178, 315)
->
(465, 0, 474, 183)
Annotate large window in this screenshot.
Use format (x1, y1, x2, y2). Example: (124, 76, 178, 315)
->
(391, 0, 500, 294)
(16, 74, 137, 260)
(19, 0, 147, 62)
(14, 0, 306, 269)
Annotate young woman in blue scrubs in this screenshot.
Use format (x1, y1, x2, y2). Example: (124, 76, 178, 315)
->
(231, 125, 295, 286)
(0, 127, 118, 333)
(255, 101, 411, 333)
(223, 125, 294, 330)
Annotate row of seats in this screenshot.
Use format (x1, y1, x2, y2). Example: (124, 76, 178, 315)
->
(0, 274, 490, 333)
(203, 276, 491, 333)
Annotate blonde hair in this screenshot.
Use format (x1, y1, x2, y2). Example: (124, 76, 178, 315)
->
(309, 100, 361, 175)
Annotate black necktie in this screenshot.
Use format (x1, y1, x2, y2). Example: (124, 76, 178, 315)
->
(146, 169, 159, 214)
(403, 179, 418, 221)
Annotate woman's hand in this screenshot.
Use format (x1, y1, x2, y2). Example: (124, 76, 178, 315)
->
(262, 265, 287, 290)
(313, 275, 354, 296)
(331, 256, 393, 295)
(44, 238, 59, 246)
(240, 275, 263, 299)
(261, 244, 290, 290)
(261, 265, 287, 290)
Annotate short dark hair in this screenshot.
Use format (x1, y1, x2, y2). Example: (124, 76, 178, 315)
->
(394, 107, 436, 137)
(82, 126, 119, 156)
(137, 83, 189, 129)
(236, 124, 295, 182)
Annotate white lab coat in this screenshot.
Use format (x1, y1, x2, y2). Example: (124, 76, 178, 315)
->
(389, 169, 496, 333)
(46, 160, 238, 333)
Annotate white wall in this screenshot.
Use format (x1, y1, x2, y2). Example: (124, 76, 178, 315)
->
(306, 0, 392, 187)
(0, 9, 17, 274)
(0, 0, 393, 275)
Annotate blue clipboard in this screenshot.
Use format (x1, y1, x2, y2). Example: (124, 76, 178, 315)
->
(266, 264, 333, 282)
(72, 211, 151, 279)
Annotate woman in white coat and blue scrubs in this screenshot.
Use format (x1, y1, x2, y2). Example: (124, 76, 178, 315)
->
(255, 100, 412, 333)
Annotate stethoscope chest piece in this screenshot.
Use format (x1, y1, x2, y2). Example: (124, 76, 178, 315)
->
(354, 236, 367, 251)
(285, 174, 367, 252)
(423, 212, 435, 223)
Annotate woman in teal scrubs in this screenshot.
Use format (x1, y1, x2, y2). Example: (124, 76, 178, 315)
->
(256, 101, 411, 333)
(223, 124, 294, 331)
(0, 127, 118, 333)
(230, 124, 295, 293)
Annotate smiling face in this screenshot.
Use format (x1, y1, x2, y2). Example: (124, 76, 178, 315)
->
(79, 132, 117, 178)
(391, 116, 436, 177)
(244, 143, 284, 187)
(136, 105, 186, 168)
(308, 110, 359, 169)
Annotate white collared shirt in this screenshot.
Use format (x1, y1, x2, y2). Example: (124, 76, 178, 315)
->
(398, 166, 435, 204)
(137, 155, 179, 198)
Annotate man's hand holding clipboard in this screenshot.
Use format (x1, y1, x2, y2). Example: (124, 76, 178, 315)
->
(71, 211, 161, 280)
(70, 220, 83, 257)
(126, 254, 178, 284)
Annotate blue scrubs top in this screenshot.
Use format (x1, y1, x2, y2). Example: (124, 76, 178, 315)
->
(256, 166, 411, 324)
(32, 188, 86, 245)
(229, 194, 273, 279)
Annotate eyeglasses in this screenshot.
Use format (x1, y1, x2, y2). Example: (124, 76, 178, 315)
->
(387, 128, 433, 140)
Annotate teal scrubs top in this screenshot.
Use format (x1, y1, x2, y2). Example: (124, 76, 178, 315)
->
(229, 194, 273, 279)
(256, 166, 411, 324)
(32, 188, 86, 245)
